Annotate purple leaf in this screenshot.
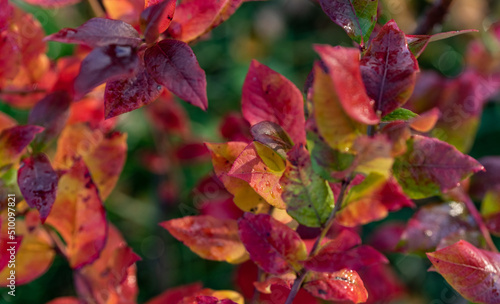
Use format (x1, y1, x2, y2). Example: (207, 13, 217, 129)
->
(360, 20, 419, 116)
(28, 91, 71, 148)
(45, 18, 142, 48)
(104, 63, 164, 118)
(75, 44, 139, 99)
(17, 153, 59, 223)
(144, 39, 207, 110)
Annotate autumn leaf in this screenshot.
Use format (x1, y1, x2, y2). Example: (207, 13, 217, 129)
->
(146, 283, 203, 304)
(237, 212, 307, 275)
(360, 20, 419, 116)
(228, 142, 286, 209)
(281, 144, 335, 227)
(303, 269, 368, 303)
(407, 29, 478, 58)
(145, 39, 207, 110)
(250, 121, 294, 158)
(140, 0, 177, 44)
(0, 125, 44, 170)
(160, 215, 248, 263)
(45, 159, 107, 269)
(241, 60, 306, 145)
(45, 18, 142, 47)
(54, 124, 127, 200)
(319, 0, 378, 47)
(206, 142, 269, 213)
(17, 153, 59, 222)
(393, 135, 484, 199)
(427, 240, 500, 304)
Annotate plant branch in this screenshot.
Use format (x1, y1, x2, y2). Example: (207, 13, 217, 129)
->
(462, 192, 499, 253)
(0, 88, 46, 95)
(88, 0, 106, 17)
(284, 178, 351, 304)
(414, 0, 454, 35)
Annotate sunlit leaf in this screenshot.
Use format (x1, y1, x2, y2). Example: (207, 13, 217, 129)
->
(45, 159, 107, 269)
(427, 240, 500, 304)
(0, 125, 43, 170)
(141, 0, 177, 44)
(303, 269, 368, 303)
(161, 215, 248, 263)
(250, 121, 294, 158)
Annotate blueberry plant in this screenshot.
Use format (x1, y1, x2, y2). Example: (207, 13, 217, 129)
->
(1, 0, 500, 303)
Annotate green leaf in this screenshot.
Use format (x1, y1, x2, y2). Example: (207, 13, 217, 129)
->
(381, 108, 418, 122)
(281, 145, 335, 227)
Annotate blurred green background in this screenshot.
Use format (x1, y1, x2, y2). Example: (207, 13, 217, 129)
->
(2, 0, 500, 303)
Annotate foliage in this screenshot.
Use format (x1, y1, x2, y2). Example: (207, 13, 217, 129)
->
(1, 0, 500, 303)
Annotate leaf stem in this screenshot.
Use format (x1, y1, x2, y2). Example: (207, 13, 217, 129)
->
(284, 178, 351, 304)
(462, 192, 499, 253)
(87, 0, 106, 17)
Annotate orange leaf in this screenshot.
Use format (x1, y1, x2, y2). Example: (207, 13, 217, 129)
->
(45, 159, 107, 269)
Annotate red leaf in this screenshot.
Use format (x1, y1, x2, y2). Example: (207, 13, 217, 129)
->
(304, 230, 387, 273)
(360, 20, 419, 116)
(160, 215, 248, 263)
(228, 142, 286, 209)
(237, 212, 307, 275)
(368, 222, 406, 252)
(75, 224, 140, 303)
(75, 44, 139, 98)
(145, 39, 207, 110)
(45, 297, 80, 304)
(28, 91, 71, 147)
(427, 240, 500, 304)
(303, 269, 368, 303)
(146, 92, 190, 135)
(45, 159, 107, 269)
(146, 283, 203, 304)
(314, 45, 379, 125)
(241, 60, 306, 145)
(406, 29, 478, 58)
(22, 0, 80, 7)
(401, 202, 477, 253)
(0, 125, 44, 168)
(0, 112, 16, 133)
(393, 135, 484, 199)
(45, 18, 142, 47)
(358, 264, 406, 304)
(219, 113, 251, 142)
(17, 153, 58, 223)
(141, 0, 177, 44)
(105, 63, 163, 118)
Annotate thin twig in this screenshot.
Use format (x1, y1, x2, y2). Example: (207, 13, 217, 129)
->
(462, 192, 499, 253)
(414, 0, 454, 35)
(0, 89, 46, 95)
(284, 178, 351, 304)
(87, 0, 106, 17)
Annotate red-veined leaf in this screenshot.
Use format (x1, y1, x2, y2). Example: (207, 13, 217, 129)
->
(237, 212, 307, 275)
(160, 215, 248, 263)
(242, 60, 306, 145)
(303, 269, 368, 303)
(45, 159, 107, 269)
(393, 135, 484, 199)
(75, 44, 139, 99)
(360, 20, 419, 116)
(141, 0, 177, 44)
(17, 153, 58, 223)
(145, 39, 207, 110)
(45, 18, 142, 47)
(427, 240, 500, 304)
